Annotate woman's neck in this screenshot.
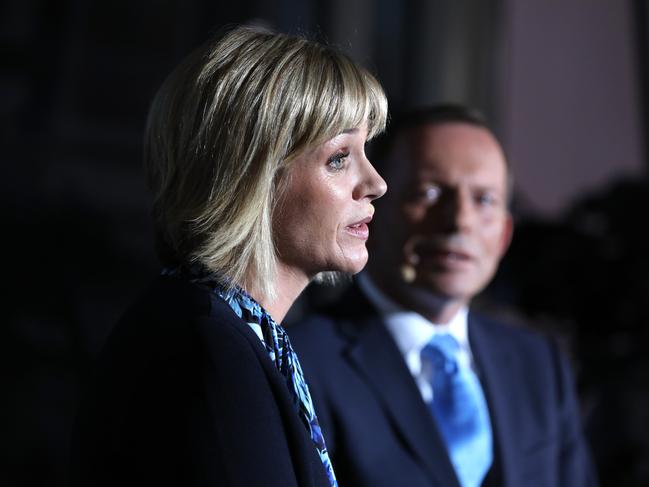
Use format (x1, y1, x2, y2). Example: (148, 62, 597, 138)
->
(254, 263, 310, 323)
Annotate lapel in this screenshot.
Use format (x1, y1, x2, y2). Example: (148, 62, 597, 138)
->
(336, 285, 461, 487)
(208, 292, 331, 487)
(468, 314, 518, 487)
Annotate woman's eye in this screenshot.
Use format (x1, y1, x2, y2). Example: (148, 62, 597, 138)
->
(327, 152, 349, 171)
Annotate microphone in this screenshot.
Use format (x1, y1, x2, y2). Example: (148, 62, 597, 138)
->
(400, 235, 421, 283)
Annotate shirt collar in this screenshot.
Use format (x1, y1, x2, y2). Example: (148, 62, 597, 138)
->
(356, 272, 470, 358)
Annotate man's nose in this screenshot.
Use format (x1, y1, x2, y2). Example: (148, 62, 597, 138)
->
(428, 190, 473, 233)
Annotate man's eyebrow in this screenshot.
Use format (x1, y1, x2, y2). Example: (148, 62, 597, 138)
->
(341, 128, 359, 134)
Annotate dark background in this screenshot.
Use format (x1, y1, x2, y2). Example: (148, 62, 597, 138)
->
(2, 0, 648, 485)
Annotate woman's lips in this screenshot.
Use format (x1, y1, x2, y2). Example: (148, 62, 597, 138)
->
(345, 216, 372, 240)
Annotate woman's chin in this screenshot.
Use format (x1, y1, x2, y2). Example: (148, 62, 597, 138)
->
(337, 250, 369, 275)
(305, 248, 369, 278)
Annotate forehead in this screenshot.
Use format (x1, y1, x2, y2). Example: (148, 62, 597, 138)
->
(391, 122, 508, 190)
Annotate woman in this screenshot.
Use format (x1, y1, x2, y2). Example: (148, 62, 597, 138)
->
(70, 25, 387, 487)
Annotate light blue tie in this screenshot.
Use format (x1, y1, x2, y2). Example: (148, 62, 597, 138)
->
(421, 333, 493, 487)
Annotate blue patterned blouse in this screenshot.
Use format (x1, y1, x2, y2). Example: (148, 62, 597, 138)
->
(165, 267, 338, 487)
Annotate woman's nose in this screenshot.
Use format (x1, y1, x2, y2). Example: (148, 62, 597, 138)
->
(356, 157, 387, 201)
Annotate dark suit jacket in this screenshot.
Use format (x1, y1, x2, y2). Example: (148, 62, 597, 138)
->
(290, 284, 597, 487)
(70, 275, 330, 487)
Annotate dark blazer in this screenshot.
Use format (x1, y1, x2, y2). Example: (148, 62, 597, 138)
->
(290, 284, 597, 487)
(70, 275, 330, 487)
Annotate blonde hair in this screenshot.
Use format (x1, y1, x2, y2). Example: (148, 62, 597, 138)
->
(144, 25, 387, 300)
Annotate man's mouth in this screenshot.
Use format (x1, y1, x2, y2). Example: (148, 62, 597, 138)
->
(412, 240, 475, 268)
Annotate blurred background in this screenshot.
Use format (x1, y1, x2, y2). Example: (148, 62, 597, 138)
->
(1, 0, 648, 485)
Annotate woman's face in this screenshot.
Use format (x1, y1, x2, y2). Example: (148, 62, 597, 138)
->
(274, 125, 387, 278)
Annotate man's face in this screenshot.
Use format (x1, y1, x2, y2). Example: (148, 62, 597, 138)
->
(371, 122, 512, 304)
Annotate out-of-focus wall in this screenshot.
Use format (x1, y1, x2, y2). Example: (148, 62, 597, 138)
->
(501, 0, 644, 216)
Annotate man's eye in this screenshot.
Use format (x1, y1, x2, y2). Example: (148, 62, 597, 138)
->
(404, 184, 441, 205)
(476, 193, 497, 206)
(327, 152, 349, 171)
(422, 186, 441, 202)
(412, 185, 440, 203)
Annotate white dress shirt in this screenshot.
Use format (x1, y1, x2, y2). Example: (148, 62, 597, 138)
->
(357, 273, 475, 403)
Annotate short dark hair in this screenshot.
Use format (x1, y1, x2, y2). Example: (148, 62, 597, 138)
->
(393, 103, 488, 130)
(371, 103, 489, 166)
(369, 103, 514, 205)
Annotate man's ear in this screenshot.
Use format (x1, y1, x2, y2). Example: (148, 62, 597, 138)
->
(499, 212, 514, 257)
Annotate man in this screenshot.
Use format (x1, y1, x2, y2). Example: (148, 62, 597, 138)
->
(291, 105, 597, 487)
